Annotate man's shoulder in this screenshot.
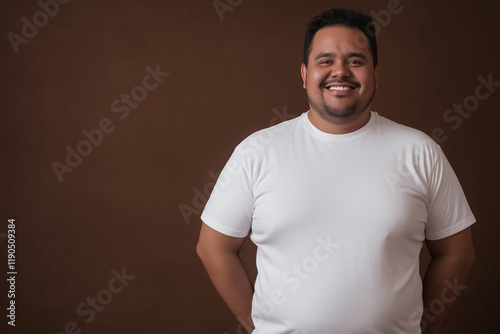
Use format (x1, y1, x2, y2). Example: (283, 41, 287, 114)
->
(375, 112, 438, 147)
(235, 113, 302, 151)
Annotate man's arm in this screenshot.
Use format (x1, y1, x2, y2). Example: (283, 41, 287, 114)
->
(421, 226, 475, 334)
(196, 223, 255, 333)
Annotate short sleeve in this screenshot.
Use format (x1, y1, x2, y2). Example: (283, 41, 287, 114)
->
(201, 144, 254, 238)
(425, 146, 476, 240)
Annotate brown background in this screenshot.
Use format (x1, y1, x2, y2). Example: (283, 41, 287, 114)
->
(1, 0, 499, 333)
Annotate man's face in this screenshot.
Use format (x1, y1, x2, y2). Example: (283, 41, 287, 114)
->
(301, 25, 379, 123)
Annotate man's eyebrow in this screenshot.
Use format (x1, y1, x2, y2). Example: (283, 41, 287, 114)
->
(314, 52, 368, 60)
(314, 52, 335, 60)
(346, 52, 367, 60)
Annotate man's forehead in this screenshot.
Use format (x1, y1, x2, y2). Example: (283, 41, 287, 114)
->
(311, 25, 369, 54)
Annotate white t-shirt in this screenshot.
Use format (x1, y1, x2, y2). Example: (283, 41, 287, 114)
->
(201, 111, 475, 334)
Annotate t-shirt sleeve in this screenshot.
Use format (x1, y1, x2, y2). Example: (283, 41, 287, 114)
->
(425, 145, 476, 240)
(201, 144, 254, 238)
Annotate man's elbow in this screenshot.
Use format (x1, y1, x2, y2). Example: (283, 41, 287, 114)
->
(196, 240, 208, 261)
(196, 239, 218, 265)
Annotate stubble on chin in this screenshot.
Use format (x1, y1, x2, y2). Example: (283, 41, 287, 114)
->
(306, 87, 375, 125)
(307, 92, 359, 124)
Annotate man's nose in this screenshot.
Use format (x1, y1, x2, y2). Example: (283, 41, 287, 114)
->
(331, 61, 351, 78)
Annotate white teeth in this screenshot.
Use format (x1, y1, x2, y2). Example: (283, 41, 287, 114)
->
(327, 86, 352, 91)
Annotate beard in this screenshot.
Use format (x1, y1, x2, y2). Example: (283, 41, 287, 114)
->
(306, 85, 376, 124)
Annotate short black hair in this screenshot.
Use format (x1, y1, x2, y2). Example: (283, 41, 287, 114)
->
(303, 8, 378, 67)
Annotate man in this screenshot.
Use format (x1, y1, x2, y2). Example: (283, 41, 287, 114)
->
(197, 8, 475, 334)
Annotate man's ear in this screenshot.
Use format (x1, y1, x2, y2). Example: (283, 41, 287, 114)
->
(301, 63, 307, 89)
(374, 65, 380, 89)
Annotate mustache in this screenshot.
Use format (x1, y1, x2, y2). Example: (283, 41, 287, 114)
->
(322, 79, 360, 88)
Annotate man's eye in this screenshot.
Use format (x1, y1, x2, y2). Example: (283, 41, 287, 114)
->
(319, 59, 332, 65)
(349, 59, 362, 65)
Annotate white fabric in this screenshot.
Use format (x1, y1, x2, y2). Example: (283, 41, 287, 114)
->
(201, 111, 475, 334)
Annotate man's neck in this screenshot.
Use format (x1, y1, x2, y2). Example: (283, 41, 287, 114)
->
(307, 109, 372, 134)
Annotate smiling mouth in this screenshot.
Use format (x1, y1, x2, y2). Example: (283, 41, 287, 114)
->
(326, 86, 354, 91)
(323, 81, 359, 92)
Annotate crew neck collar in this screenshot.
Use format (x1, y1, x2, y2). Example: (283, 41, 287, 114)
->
(301, 110, 378, 141)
